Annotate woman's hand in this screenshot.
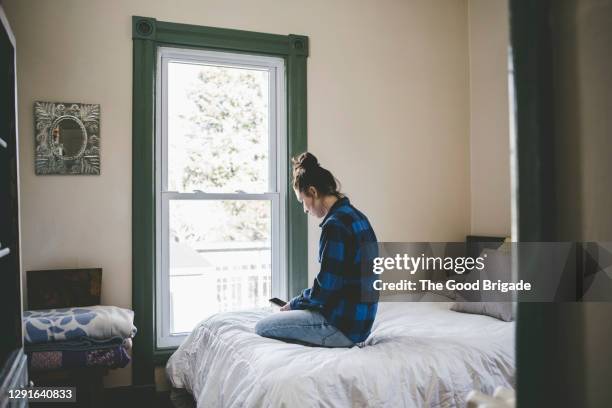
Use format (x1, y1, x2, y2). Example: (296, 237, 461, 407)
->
(280, 303, 291, 312)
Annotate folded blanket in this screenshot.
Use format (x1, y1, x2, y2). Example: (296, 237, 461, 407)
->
(24, 306, 137, 345)
(29, 345, 131, 372)
(25, 336, 125, 353)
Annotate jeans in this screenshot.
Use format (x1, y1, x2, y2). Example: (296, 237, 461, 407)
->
(255, 310, 355, 348)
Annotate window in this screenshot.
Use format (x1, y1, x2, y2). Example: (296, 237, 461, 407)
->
(156, 48, 287, 347)
(132, 17, 308, 384)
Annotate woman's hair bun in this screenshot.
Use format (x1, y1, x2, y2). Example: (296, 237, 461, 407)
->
(291, 151, 341, 198)
(293, 152, 319, 170)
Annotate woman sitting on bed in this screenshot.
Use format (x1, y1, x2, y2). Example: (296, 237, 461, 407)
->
(255, 152, 379, 348)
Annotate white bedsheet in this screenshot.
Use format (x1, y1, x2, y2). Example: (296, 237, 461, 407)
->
(166, 298, 515, 408)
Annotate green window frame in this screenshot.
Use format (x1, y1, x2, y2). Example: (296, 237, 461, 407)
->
(131, 16, 308, 385)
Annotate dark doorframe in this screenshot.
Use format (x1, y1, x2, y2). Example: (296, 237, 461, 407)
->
(509, 1, 586, 406)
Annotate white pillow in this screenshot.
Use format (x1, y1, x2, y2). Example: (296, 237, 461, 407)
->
(451, 301, 514, 322)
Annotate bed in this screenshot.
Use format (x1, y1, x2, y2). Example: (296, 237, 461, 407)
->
(166, 294, 515, 408)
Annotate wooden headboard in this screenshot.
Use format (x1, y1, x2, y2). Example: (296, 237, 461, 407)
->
(466, 235, 506, 259)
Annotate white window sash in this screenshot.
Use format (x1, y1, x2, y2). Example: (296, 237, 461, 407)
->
(155, 47, 287, 348)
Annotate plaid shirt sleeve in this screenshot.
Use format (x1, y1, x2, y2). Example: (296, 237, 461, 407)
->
(290, 221, 348, 310)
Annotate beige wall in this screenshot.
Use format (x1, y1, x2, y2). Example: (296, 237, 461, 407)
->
(5, 0, 475, 386)
(468, 0, 511, 237)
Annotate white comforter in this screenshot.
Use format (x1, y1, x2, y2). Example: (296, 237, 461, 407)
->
(166, 298, 515, 408)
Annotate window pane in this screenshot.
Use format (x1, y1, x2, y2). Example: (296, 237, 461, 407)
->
(167, 62, 270, 193)
(168, 200, 271, 334)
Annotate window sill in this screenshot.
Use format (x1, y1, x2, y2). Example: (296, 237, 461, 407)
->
(153, 347, 176, 365)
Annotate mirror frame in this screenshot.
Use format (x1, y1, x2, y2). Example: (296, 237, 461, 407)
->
(34, 101, 100, 175)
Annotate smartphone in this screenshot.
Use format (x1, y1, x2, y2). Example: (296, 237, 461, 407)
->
(269, 297, 287, 307)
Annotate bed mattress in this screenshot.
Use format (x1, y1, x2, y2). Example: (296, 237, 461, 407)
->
(166, 296, 515, 408)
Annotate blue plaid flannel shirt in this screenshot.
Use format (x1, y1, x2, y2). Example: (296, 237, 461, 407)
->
(289, 197, 379, 343)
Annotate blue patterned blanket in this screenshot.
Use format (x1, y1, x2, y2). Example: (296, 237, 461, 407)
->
(24, 306, 136, 345)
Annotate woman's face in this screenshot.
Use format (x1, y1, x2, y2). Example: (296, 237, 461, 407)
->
(295, 187, 326, 218)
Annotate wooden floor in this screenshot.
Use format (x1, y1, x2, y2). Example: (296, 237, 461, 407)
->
(30, 369, 182, 408)
(103, 387, 171, 408)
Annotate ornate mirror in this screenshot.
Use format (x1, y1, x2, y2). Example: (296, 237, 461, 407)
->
(50, 116, 87, 160)
(34, 101, 100, 175)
